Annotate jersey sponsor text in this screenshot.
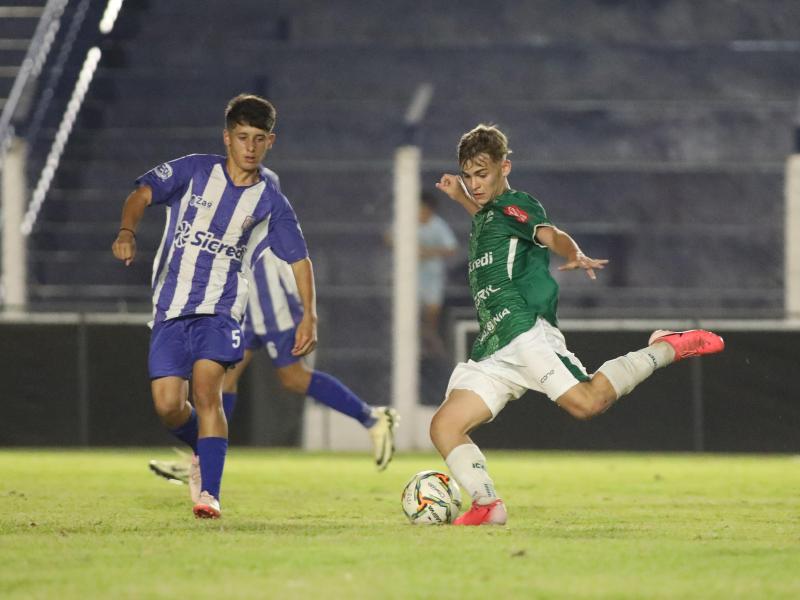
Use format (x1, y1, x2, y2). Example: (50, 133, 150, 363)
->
(173, 220, 246, 259)
(469, 251, 494, 273)
(189, 193, 214, 209)
(477, 307, 511, 344)
(474, 284, 500, 308)
(502, 205, 529, 223)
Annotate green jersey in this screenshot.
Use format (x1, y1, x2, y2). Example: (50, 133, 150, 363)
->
(468, 189, 559, 361)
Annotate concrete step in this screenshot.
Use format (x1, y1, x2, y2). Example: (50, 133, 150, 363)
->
(61, 99, 796, 164)
(94, 42, 800, 104)
(0, 17, 37, 39)
(128, 0, 800, 45)
(39, 162, 784, 229)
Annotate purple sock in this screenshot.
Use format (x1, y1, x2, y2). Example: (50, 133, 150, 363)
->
(307, 371, 375, 427)
(196, 436, 228, 499)
(168, 407, 198, 453)
(222, 392, 237, 422)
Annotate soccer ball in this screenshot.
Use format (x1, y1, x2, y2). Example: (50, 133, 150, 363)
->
(401, 470, 462, 525)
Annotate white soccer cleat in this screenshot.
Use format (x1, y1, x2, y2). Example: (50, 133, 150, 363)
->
(192, 491, 221, 519)
(188, 454, 202, 504)
(368, 407, 399, 471)
(148, 459, 190, 484)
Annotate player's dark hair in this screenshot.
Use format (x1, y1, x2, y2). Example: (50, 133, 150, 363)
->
(457, 124, 511, 167)
(225, 94, 276, 132)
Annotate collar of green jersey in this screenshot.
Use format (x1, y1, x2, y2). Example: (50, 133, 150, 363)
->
(477, 188, 515, 213)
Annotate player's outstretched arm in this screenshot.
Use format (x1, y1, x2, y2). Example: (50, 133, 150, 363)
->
(535, 225, 609, 280)
(290, 257, 318, 356)
(436, 174, 480, 216)
(112, 185, 152, 266)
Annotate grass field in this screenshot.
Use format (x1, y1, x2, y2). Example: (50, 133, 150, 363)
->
(1, 449, 798, 599)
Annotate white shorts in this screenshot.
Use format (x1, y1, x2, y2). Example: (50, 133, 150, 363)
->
(445, 317, 589, 418)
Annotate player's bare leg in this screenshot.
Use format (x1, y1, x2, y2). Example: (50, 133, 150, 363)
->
(430, 389, 490, 458)
(556, 372, 618, 420)
(151, 377, 190, 428)
(559, 328, 725, 420)
(191, 359, 228, 518)
(151, 353, 254, 499)
(275, 361, 312, 394)
(430, 389, 507, 525)
(151, 376, 203, 501)
(222, 349, 254, 394)
(192, 359, 227, 438)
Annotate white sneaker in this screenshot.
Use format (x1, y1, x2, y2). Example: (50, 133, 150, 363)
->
(188, 454, 202, 504)
(148, 459, 190, 484)
(192, 491, 221, 519)
(368, 407, 399, 471)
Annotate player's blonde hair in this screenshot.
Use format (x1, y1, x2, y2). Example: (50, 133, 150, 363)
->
(457, 124, 511, 167)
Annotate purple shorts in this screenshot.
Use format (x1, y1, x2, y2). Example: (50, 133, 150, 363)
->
(244, 325, 299, 368)
(149, 314, 244, 379)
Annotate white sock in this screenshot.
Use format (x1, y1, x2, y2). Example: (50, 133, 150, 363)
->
(445, 443, 498, 505)
(597, 343, 673, 398)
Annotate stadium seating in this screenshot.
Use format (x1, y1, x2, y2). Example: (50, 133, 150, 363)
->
(14, 0, 799, 395)
(0, 1, 47, 113)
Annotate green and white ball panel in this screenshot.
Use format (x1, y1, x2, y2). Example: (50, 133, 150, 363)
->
(401, 470, 461, 525)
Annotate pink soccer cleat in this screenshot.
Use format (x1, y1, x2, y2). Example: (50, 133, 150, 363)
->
(193, 491, 221, 519)
(648, 329, 725, 362)
(453, 499, 507, 526)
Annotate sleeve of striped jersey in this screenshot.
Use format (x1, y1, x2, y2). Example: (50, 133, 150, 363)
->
(261, 166, 281, 191)
(245, 194, 308, 269)
(498, 196, 551, 241)
(135, 155, 195, 206)
(265, 194, 309, 265)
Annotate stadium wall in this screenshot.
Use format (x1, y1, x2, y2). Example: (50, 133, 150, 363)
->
(1, 320, 797, 453)
(0, 318, 300, 448)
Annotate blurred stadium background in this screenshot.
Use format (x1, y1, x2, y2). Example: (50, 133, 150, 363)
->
(1, 0, 799, 452)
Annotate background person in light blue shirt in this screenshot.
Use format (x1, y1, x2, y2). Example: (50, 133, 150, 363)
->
(418, 191, 457, 357)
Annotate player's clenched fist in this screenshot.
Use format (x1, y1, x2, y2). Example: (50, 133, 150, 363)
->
(436, 173, 480, 215)
(435, 173, 463, 200)
(112, 229, 136, 266)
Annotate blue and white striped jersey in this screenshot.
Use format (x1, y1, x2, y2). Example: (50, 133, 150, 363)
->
(244, 247, 304, 336)
(136, 154, 307, 324)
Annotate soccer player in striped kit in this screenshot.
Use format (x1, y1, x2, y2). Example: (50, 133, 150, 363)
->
(432, 124, 725, 525)
(229, 247, 398, 469)
(112, 94, 315, 518)
(149, 244, 399, 489)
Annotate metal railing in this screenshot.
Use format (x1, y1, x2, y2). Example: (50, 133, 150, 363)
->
(0, 0, 69, 173)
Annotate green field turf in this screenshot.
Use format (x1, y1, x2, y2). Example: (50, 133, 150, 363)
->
(1, 449, 798, 599)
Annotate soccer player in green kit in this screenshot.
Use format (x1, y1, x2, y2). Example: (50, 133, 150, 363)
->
(432, 124, 725, 526)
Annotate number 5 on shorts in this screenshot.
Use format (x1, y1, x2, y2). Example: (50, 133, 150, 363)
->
(232, 330, 241, 348)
